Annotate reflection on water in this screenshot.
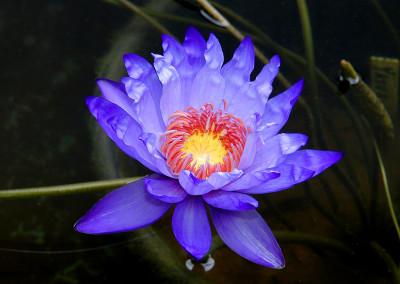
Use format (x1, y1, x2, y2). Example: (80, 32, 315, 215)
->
(1, 0, 399, 283)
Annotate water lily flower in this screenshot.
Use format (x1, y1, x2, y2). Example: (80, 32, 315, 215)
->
(75, 26, 343, 268)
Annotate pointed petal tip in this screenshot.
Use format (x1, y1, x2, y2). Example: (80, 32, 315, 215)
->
(185, 25, 200, 35)
(241, 35, 253, 46)
(297, 77, 305, 88)
(161, 33, 177, 49)
(84, 95, 96, 106)
(187, 249, 209, 261)
(74, 218, 100, 235)
(270, 54, 280, 67)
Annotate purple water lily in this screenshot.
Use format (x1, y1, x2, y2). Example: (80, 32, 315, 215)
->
(75, 26, 343, 268)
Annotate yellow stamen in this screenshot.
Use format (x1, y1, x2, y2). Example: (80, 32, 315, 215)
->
(181, 132, 227, 170)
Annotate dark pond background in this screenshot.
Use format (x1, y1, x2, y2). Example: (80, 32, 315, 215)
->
(1, 0, 399, 283)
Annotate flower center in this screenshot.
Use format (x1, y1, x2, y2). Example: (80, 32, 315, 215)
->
(160, 100, 249, 179)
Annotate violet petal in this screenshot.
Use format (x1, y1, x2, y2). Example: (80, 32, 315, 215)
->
(223, 170, 280, 191)
(144, 174, 187, 203)
(172, 196, 211, 260)
(178, 169, 243, 195)
(228, 55, 280, 121)
(282, 149, 344, 177)
(203, 190, 258, 211)
(221, 36, 254, 105)
(237, 132, 258, 170)
(178, 170, 215, 195)
(209, 207, 284, 268)
(121, 77, 165, 134)
(75, 177, 171, 234)
(188, 33, 225, 109)
(207, 169, 243, 189)
(258, 79, 304, 140)
(182, 26, 207, 74)
(85, 96, 159, 173)
(123, 53, 162, 98)
(240, 164, 315, 194)
(162, 34, 194, 109)
(248, 133, 308, 171)
(96, 78, 137, 121)
(153, 54, 182, 125)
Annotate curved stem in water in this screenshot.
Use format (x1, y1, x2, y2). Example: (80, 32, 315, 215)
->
(116, 0, 176, 39)
(370, 241, 400, 284)
(370, 128, 400, 240)
(0, 176, 144, 199)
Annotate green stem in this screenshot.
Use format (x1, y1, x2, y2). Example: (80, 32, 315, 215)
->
(0, 176, 144, 199)
(370, 241, 400, 284)
(115, 0, 176, 39)
(369, 124, 400, 240)
(142, 9, 227, 33)
(297, 0, 324, 149)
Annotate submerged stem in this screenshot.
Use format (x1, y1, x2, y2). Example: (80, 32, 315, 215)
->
(370, 241, 400, 284)
(0, 176, 144, 199)
(371, 129, 400, 241)
(116, 0, 175, 38)
(296, 0, 324, 149)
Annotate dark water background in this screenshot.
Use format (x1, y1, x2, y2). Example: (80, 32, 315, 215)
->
(1, 0, 399, 283)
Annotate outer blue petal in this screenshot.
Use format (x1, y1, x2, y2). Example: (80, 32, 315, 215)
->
(138, 132, 174, 178)
(178, 169, 243, 195)
(203, 190, 258, 211)
(188, 33, 225, 109)
(282, 150, 344, 177)
(258, 79, 304, 140)
(172, 196, 211, 260)
(237, 132, 258, 170)
(96, 78, 137, 121)
(123, 54, 163, 126)
(74, 177, 171, 234)
(144, 174, 187, 203)
(123, 54, 162, 99)
(207, 169, 243, 188)
(182, 26, 207, 74)
(222, 170, 280, 191)
(178, 170, 215, 195)
(154, 54, 183, 125)
(162, 34, 194, 109)
(228, 55, 280, 121)
(240, 164, 315, 194)
(85, 96, 159, 173)
(209, 207, 284, 268)
(221, 36, 254, 105)
(246, 133, 308, 172)
(121, 77, 165, 135)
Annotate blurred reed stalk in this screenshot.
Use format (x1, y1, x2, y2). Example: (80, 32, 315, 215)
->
(362, 117, 400, 241)
(0, 177, 143, 199)
(369, 241, 400, 284)
(116, 0, 176, 38)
